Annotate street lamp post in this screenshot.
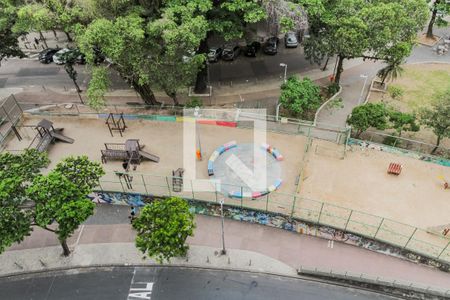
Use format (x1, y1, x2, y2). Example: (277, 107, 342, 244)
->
(358, 74, 368, 105)
(219, 199, 226, 255)
(280, 63, 287, 83)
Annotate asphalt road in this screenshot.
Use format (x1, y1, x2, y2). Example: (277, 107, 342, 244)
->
(0, 46, 315, 91)
(0, 267, 399, 300)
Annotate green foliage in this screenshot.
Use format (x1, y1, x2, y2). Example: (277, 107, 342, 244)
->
(347, 103, 388, 137)
(419, 89, 450, 151)
(86, 66, 109, 110)
(54, 156, 104, 195)
(327, 82, 340, 96)
(133, 197, 195, 263)
(279, 76, 322, 117)
(0, 0, 25, 64)
(27, 171, 95, 244)
(0, 153, 101, 255)
(377, 61, 404, 84)
(0, 150, 49, 253)
(387, 85, 404, 99)
(387, 110, 419, 136)
(185, 97, 203, 108)
(302, 0, 428, 83)
(328, 97, 344, 110)
(0, 149, 50, 205)
(280, 16, 295, 33)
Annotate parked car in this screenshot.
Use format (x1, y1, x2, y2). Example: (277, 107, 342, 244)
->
(52, 48, 71, 64)
(263, 37, 279, 55)
(244, 42, 261, 57)
(38, 48, 59, 64)
(207, 47, 223, 62)
(222, 44, 240, 61)
(284, 32, 298, 48)
(182, 49, 197, 63)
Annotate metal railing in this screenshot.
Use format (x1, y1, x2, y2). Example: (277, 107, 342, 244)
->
(19, 102, 350, 144)
(358, 130, 450, 160)
(96, 172, 450, 265)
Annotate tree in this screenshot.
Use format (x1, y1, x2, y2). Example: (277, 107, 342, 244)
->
(0, 149, 49, 253)
(301, 0, 428, 84)
(76, 5, 209, 106)
(279, 76, 322, 118)
(0, 153, 103, 256)
(426, 0, 450, 38)
(0, 0, 25, 66)
(27, 171, 95, 256)
(419, 89, 450, 154)
(133, 197, 195, 263)
(347, 103, 389, 138)
(60, 49, 84, 103)
(387, 110, 419, 137)
(192, 0, 268, 93)
(54, 155, 105, 195)
(377, 61, 404, 85)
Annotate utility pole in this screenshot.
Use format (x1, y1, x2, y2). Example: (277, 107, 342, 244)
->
(220, 199, 226, 255)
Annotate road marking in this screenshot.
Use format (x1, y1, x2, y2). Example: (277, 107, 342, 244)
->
(127, 268, 155, 300)
(327, 240, 334, 248)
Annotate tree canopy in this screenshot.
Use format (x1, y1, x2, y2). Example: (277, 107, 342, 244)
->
(279, 76, 322, 118)
(133, 197, 195, 263)
(301, 0, 429, 84)
(0, 0, 25, 65)
(0, 152, 103, 256)
(419, 89, 450, 153)
(347, 103, 389, 137)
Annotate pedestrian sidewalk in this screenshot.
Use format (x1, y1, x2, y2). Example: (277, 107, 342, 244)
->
(1, 209, 449, 289)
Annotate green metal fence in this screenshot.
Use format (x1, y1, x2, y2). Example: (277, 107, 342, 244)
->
(96, 172, 450, 264)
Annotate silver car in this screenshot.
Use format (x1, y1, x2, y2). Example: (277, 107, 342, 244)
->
(284, 32, 298, 48)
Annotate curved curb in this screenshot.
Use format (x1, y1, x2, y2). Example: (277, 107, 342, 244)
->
(313, 85, 343, 126)
(0, 264, 409, 300)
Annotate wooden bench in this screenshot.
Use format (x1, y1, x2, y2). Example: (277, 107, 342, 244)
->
(387, 163, 402, 175)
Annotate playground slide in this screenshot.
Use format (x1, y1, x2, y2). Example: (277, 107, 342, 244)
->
(139, 150, 160, 163)
(51, 132, 75, 144)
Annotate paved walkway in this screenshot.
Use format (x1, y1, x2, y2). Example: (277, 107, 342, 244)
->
(1, 205, 449, 290)
(315, 26, 450, 127)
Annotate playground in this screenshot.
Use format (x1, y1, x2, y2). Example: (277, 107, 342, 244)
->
(3, 113, 450, 235)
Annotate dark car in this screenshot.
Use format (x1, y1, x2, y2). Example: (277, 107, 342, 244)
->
(222, 44, 240, 61)
(263, 37, 279, 55)
(38, 48, 59, 64)
(207, 47, 222, 62)
(244, 42, 261, 57)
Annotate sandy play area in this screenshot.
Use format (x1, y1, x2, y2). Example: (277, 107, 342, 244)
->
(3, 113, 450, 259)
(4, 114, 307, 201)
(301, 139, 450, 230)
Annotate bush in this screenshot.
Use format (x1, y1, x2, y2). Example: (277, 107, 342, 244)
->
(387, 85, 404, 99)
(185, 97, 203, 108)
(327, 83, 340, 96)
(279, 76, 322, 117)
(347, 103, 388, 137)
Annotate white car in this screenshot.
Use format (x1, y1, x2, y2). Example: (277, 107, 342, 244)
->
(52, 48, 71, 65)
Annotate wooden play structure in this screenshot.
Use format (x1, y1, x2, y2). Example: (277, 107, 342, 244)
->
(101, 139, 159, 171)
(387, 162, 402, 175)
(106, 113, 127, 137)
(32, 119, 74, 152)
(172, 168, 184, 192)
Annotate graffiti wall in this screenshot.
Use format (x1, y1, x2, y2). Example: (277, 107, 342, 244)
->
(88, 191, 449, 273)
